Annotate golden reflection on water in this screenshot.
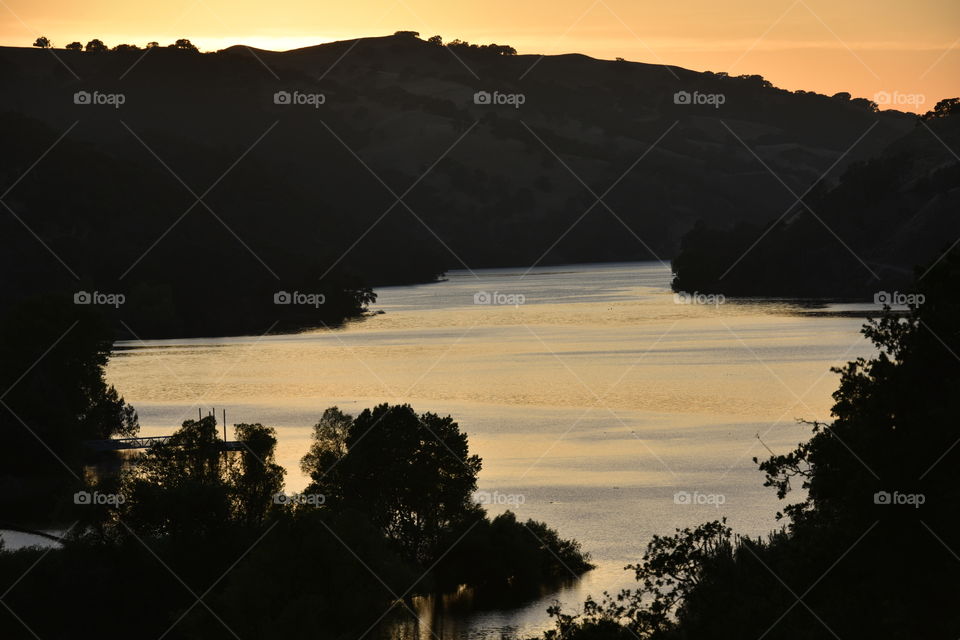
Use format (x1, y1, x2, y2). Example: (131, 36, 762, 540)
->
(105, 263, 877, 639)
(110, 297, 860, 413)
(107, 265, 875, 501)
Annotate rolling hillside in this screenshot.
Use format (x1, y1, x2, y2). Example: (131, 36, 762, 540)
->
(0, 33, 924, 334)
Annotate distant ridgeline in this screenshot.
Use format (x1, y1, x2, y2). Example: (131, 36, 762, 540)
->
(0, 33, 944, 336)
(671, 100, 960, 298)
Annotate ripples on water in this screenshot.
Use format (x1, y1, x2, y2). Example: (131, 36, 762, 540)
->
(106, 262, 878, 639)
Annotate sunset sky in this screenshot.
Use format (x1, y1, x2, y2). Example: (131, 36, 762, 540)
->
(1, 0, 957, 110)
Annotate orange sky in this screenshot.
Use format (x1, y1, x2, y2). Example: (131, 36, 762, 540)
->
(1, 0, 957, 111)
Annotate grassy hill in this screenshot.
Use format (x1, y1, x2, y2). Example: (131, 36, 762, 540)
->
(0, 33, 922, 334)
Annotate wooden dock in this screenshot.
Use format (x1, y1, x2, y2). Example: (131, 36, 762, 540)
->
(84, 436, 244, 452)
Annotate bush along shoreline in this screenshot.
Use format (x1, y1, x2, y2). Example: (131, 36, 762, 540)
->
(0, 402, 592, 639)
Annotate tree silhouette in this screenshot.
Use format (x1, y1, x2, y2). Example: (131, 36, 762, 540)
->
(445, 38, 517, 55)
(229, 423, 285, 525)
(922, 96, 960, 120)
(0, 299, 138, 519)
(302, 403, 482, 562)
(171, 38, 198, 52)
(84, 38, 107, 53)
(65, 41, 82, 51)
(542, 246, 960, 638)
(117, 416, 285, 537)
(299, 406, 352, 503)
(32, 36, 50, 48)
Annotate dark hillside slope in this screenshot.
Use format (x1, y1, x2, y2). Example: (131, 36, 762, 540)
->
(672, 101, 960, 298)
(0, 34, 917, 335)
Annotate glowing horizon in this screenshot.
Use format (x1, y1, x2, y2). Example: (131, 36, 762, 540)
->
(1, 0, 957, 111)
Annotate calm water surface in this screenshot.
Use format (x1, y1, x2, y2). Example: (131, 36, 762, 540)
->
(105, 262, 877, 639)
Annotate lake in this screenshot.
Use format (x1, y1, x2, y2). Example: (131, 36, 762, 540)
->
(104, 261, 878, 639)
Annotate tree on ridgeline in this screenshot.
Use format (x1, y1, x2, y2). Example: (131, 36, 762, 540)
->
(445, 38, 517, 55)
(84, 38, 107, 52)
(921, 96, 960, 120)
(171, 38, 199, 52)
(32, 37, 50, 48)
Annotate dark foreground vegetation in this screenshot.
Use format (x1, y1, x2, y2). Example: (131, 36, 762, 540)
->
(537, 248, 960, 638)
(3, 30, 958, 639)
(672, 99, 960, 298)
(0, 280, 590, 638)
(0, 400, 591, 639)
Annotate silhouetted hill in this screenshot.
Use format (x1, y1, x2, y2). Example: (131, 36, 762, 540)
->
(0, 34, 923, 335)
